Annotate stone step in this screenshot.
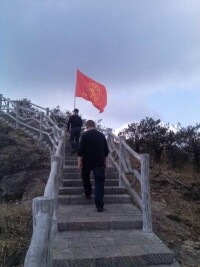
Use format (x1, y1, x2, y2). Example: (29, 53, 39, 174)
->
(57, 203, 142, 231)
(63, 179, 119, 187)
(65, 159, 118, 166)
(59, 186, 127, 195)
(58, 194, 131, 205)
(64, 166, 117, 174)
(65, 153, 77, 158)
(65, 154, 78, 159)
(53, 229, 174, 266)
(65, 159, 78, 165)
(63, 172, 119, 179)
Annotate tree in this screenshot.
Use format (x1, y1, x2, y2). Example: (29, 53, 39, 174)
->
(120, 117, 176, 162)
(176, 123, 200, 171)
(119, 122, 142, 153)
(50, 106, 72, 127)
(139, 117, 176, 162)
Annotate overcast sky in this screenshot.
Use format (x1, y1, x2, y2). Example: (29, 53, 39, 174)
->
(1, 0, 200, 131)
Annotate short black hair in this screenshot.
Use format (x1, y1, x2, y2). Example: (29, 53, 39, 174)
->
(86, 120, 95, 128)
(73, 108, 79, 113)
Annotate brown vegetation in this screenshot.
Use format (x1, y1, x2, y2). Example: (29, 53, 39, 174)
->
(150, 163, 200, 267)
(0, 121, 50, 267)
(122, 117, 200, 266)
(0, 204, 32, 267)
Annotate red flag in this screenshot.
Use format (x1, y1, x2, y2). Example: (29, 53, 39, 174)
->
(75, 69, 107, 113)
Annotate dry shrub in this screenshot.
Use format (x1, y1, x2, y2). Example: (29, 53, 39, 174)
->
(0, 204, 32, 267)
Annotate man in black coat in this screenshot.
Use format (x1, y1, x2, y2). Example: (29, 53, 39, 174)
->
(67, 108, 82, 153)
(78, 120, 109, 212)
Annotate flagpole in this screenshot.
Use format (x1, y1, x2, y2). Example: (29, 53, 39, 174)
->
(74, 95, 76, 109)
(74, 69, 77, 109)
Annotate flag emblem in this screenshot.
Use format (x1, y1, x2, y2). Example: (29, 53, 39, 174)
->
(88, 83, 101, 102)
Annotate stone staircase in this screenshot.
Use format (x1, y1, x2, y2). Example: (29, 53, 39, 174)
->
(52, 141, 178, 267)
(0, 109, 180, 266)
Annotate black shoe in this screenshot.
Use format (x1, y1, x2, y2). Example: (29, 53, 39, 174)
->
(97, 207, 104, 212)
(82, 192, 91, 199)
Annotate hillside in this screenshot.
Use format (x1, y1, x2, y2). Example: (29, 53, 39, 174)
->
(0, 121, 200, 266)
(0, 122, 50, 267)
(150, 164, 200, 266)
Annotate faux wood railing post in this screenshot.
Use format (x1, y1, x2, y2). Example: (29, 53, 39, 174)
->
(51, 155, 61, 193)
(119, 136, 126, 187)
(53, 155, 60, 236)
(24, 196, 54, 267)
(44, 155, 61, 198)
(46, 107, 50, 116)
(39, 112, 43, 140)
(0, 94, 2, 111)
(16, 102, 19, 129)
(58, 128, 66, 175)
(62, 128, 66, 174)
(6, 98, 10, 113)
(106, 130, 113, 167)
(44, 154, 62, 237)
(140, 154, 152, 232)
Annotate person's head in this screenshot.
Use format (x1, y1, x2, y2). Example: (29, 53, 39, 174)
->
(73, 108, 79, 114)
(86, 120, 96, 130)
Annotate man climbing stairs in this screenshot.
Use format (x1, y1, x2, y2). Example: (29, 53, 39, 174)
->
(52, 141, 176, 267)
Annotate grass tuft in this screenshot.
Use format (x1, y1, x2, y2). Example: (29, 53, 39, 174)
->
(0, 204, 32, 267)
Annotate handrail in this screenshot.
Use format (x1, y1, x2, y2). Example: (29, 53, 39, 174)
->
(30, 102, 47, 111)
(99, 127, 152, 233)
(24, 197, 54, 267)
(24, 128, 65, 267)
(120, 138, 140, 161)
(0, 94, 66, 267)
(0, 94, 66, 151)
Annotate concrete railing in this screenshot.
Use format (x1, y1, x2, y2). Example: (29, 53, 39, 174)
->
(24, 128, 66, 267)
(0, 94, 66, 151)
(100, 128, 152, 233)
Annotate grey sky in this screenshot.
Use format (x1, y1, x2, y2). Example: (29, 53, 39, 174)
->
(1, 0, 200, 131)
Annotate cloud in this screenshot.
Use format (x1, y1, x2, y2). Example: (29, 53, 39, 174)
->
(0, 0, 200, 130)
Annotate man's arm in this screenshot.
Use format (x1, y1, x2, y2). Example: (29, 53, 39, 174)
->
(77, 133, 85, 168)
(104, 137, 109, 157)
(78, 156, 83, 169)
(103, 136, 109, 168)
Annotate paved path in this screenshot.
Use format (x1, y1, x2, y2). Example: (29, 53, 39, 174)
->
(0, 113, 180, 266)
(51, 142, 177, 266)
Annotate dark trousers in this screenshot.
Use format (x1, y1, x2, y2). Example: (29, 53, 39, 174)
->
(70, 127, 81, 150)
(81, 166, 105, 209)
